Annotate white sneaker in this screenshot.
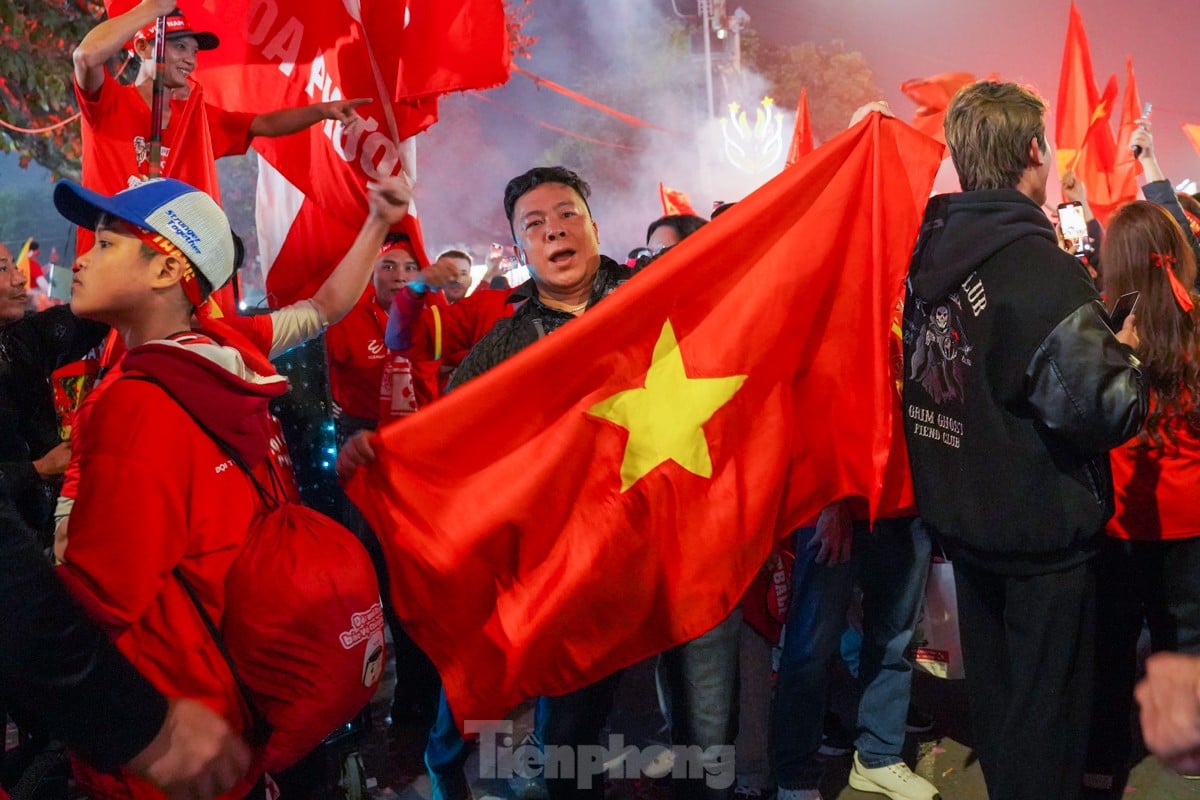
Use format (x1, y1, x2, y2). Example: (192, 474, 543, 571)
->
(776, 788, 823, 800)
(847, 752, 940, 800)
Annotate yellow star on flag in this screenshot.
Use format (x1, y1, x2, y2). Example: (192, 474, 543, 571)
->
(587, 320, 747, 492)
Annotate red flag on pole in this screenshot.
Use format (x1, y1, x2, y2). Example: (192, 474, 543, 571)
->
(1109, 57, 1144, 212)
(899, 72, 976, 146)
(659, 182, 697, 216)
(1056, 1, 1102, 177)
(786, 87, 814, 165)
(346, 114, 943, 728)
(120, 0, 510, 306)
(1074, 75, 1122, 225)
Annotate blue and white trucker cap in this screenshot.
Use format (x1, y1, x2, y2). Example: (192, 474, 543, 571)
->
(54, 178, 235, 292)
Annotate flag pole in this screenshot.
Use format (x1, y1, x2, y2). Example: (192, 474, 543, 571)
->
(147, 15, 167, 178)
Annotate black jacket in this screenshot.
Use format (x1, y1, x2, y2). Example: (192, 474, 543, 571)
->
(902, 189, 1148, 574)
(0, 489, 166, 770)
(448, 256, 633, 389)
(0, 306, 108, 536)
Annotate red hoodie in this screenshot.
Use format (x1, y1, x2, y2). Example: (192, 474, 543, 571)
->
(57, 334, 286, 799)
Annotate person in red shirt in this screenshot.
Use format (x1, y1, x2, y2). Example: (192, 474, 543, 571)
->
(1085, 195, 1200, 796)
(325, 233, 433, 437)
(51, 176, 282, 799)
(71, 0, 367, 255)
(385, 249, 513, 402)
(326, 233, 444, 727)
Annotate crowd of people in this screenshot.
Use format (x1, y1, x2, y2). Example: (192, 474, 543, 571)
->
(4, 3, 1200, 800)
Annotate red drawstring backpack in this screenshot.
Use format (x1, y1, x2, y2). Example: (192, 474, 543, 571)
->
(124, 373, 386, 772)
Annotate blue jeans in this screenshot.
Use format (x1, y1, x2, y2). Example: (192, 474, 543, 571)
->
(536, 609, 741, 800)
(772, 516, 931, 790)
(425, 691, 470, 800)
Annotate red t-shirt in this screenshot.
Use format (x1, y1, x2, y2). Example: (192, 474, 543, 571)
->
(326, 293, 391, 424)
(74, 72, 254, 255)
(1109, 396, 1200, 541)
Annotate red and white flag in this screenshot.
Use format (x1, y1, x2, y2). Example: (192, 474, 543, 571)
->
(103, 0, 509, 306)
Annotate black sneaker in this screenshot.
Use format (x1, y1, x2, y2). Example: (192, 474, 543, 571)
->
(817, 712, 853, 757)
(905, 704, 935, 734)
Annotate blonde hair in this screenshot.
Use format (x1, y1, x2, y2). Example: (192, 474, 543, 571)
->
(945, 81, 1047, 192)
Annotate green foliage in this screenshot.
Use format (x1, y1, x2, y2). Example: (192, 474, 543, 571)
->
(0, 1, 102, 180)
(740, 30, 881, 143)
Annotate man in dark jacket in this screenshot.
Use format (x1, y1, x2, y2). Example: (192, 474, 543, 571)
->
(901, 81, 1148, 800)
(342, 167, 738, 800)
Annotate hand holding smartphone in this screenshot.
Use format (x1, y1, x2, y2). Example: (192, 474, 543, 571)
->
(1132, 102, 1152, 157)
(1057, 201, 1090, 256)
(1107, 291, 1140, 333)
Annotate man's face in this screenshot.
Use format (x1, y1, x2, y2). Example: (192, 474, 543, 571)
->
(512, 183, 601, 298)
(443, 257, 473, 302)
(373, 245, 420, 308)
(70, 223, 160, 324)
(0, 244, 27, 324)
(137, 35, 200, 90)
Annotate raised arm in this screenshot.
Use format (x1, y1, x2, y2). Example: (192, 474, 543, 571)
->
(73, 0, 176, 96)
(310, 173, 413, 325)
(248, 98, 370, 139)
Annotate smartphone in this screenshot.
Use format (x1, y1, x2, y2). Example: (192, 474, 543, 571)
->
(1057, 201, 1089, 255)
(1107, 291, 1139, 333)
(1131, 102, 1152, 157)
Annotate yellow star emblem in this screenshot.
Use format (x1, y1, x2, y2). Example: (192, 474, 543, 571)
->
(587, 320, 747, 492)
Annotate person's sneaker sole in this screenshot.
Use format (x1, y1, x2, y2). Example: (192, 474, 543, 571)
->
(847, 754, 940, 800)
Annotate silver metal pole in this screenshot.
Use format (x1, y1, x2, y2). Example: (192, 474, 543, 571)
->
(700, 0, 714, 118)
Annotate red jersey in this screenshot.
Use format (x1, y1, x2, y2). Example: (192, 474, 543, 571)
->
(59, 335, 287, 799)
(74, 72, 254, 256)
(326, 291, 391, 423)
(1109, 399, 1200, 541)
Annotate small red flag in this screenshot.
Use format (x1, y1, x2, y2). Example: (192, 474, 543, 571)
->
(1109, 58, 1144, 213)
(1075, 74, 1122, 225)
(786, 87, 814, 165)
(347, 114, 943, 728)
(1183, 123, 1200, 158)
(659, 182, 697, 216)
(900, 72, 976, 146)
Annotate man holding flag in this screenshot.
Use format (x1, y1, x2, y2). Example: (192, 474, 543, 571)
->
(71, 0, 368, 254)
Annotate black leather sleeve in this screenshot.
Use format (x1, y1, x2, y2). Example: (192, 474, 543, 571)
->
(0, 492, 168, 770)
(1024, 300, 1148, 454)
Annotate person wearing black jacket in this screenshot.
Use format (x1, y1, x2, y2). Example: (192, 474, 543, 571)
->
(0, 304, 108, 541)
(0, 489, 250, 797)
(901, 81, 1148, 800)
(340, 167, 739, 800)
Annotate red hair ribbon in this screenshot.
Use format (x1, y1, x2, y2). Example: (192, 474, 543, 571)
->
(1151, 251, 1195, 313)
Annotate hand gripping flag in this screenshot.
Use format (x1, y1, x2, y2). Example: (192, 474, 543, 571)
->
(105, 0, 509, 306)
(347, 114, 944, 729)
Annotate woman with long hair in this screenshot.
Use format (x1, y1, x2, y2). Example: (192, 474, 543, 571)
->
(1085, 199, 1200, 795)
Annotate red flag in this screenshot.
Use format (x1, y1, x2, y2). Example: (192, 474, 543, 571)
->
(900, 72, 976, 145)
(1109, 58, 1143, 213)
(659, 182, 696, 217)
(1056, 2, 1102, 176)
(1183, 123, 1200, 158)
(786, 87, 814, 166)
(347, 114, 943, 727)
(1075, 75, 1122, 225)
(109, 0, 509, 306)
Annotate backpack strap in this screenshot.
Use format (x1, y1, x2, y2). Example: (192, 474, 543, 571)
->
(118, 373, 275, 745)
(172, 565, 272, 748)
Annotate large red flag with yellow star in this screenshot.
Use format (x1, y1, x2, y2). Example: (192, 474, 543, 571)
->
(347, 114, 943, 727)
